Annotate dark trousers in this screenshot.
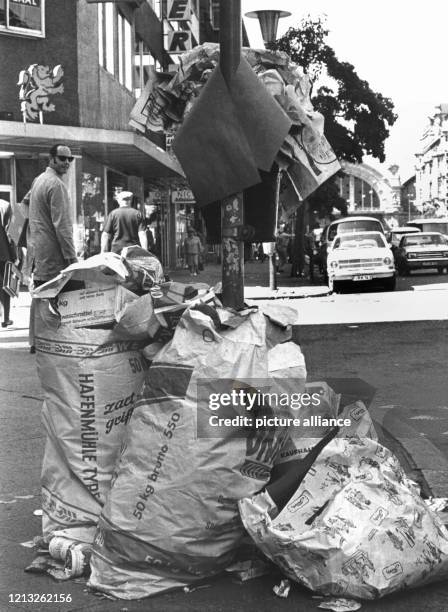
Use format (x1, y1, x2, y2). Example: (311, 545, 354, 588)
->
(0, 261, 11, 323)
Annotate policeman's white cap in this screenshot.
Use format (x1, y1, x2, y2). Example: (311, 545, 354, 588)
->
(117, 191, 133, 201)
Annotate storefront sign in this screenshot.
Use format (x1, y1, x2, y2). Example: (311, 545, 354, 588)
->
(2, 0, 44, 34)
(167, 0, 191, 21)
(167, 30, 192, 54)
(11, 0, 40, 5)
(171, 189, 195, 204)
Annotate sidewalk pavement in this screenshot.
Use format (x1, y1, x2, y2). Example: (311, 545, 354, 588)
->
(0, 259, 324, 347)
(169, 259, 331, 299)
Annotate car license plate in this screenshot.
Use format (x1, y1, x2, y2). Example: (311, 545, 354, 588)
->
(422, 261, 437, 266)
(353, 275, 372, 281)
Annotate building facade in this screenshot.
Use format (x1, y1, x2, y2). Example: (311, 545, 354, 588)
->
(414, 104, 448, 216)
(337, 161, 401, 214)
(0, 0, 218, 265)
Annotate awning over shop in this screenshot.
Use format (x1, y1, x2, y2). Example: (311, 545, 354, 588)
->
(0, 121, 184, 180)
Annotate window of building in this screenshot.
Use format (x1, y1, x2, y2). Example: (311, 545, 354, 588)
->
(134, 35, 159, 98)
(105, 3, 115, 74)
(0, 0, 45, 37)
(209, 0, 219, 30)
(98, 4, 133, 92)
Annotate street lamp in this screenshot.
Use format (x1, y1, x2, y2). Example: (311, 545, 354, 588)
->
(245, 9, 291, 46)
(245, 6, 291, 290)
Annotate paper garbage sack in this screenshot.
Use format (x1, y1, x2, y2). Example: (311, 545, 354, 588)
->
(88, 305, 302, 599)
(56, 285, 139, 329)
(35, 300, 149, 541)
(239, 409, 448, 600)
(32, 252, 130, 299)
(274, 381, 342, 464)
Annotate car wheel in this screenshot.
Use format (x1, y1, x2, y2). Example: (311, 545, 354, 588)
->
(399, 263, 410, 276)
(383, 277, 396, 291)
(332, 280, 343, 294)
(437, 267, 445, 274)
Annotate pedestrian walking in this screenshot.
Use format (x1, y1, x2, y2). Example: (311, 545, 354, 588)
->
(101, 191, 148, 254)
(28, 143, 78, 352)
(304, 228, 317, 281)
(183, 228, 203, 276)
(256, 242, 266, 262)
(276, 225, 290, 273)
(0, 199, 15, 328)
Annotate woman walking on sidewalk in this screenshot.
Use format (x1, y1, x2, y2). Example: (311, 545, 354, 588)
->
(183, 228, 203, 276)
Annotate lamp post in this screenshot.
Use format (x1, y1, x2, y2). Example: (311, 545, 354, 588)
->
(245, 6, 291, 290)
(245, 9, 291, 46)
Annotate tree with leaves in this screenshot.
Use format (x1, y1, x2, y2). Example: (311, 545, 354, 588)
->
(270, 15, 397, 219)
(268, 15, 397, 279)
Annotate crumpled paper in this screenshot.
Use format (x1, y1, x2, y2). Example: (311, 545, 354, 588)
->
(130, 43, 340, 202)
(239, 416, 448, 600)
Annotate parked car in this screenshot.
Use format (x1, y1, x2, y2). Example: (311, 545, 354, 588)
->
(320, 216, 387, 278)
(387, 226, 421, 250)
(395, 232, 448, 275)
(327, 231, 396, 292)
(405, 218, 448, 238)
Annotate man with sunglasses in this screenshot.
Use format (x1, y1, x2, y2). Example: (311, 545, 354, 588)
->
(28, 144, 78, 352)
(29, 144, 77, 284)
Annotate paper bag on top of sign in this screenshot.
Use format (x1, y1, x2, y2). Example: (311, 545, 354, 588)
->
(173, 57, 291, 206)
(88, 304, 300, 599)
(239, 414, 448, 600)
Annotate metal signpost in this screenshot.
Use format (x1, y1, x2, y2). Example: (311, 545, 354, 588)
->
(219, 0, 245, 310)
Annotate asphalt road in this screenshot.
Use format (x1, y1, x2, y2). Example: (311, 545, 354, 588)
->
(313, 266, 448, 293)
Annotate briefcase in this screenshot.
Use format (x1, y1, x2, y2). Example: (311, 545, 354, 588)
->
(2, 261, 22, 298)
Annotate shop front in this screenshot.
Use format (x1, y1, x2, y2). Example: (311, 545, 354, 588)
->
(0, 119, 183, 258)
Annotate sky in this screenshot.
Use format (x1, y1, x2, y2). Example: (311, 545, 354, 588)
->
(242, 0, 448, 181)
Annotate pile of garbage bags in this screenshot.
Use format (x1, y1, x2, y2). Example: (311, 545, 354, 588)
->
(240, 405, 448, 600)
(88, 303, 301, 598)
(33, 249, 212, 540)
(31, 248, 448, 600)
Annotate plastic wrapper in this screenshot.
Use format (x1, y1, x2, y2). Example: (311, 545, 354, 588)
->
(88, 305, 302, 599)
(239, 411, 448, 600)
(120, 245, 165, 293)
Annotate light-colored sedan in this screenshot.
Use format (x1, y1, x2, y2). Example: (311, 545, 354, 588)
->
(327, 231, 396, 292)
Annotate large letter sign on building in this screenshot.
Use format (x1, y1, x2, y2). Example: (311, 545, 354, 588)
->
(167, 0, 191, 21)
(167, 30, 192, 53)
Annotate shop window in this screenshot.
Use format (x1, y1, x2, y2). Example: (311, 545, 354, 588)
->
(0, 0, 45, 37)
(0, 157, 12, 185)
(106, 168, 127, 213)
(15, 157, 39, 201)
(134, 35, 158, 98)
(82, 157, 105, 258)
